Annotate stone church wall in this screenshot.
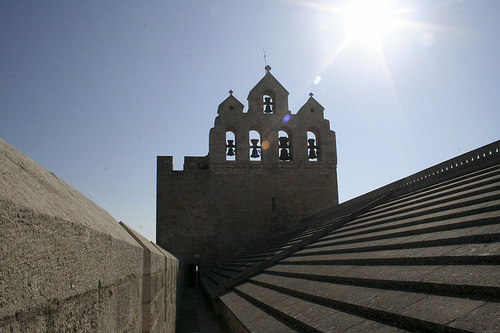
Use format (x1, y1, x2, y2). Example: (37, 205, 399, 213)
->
(157, 157, 338, 266)
(0, 138, 180, 333)
(157, 67, 339, 267)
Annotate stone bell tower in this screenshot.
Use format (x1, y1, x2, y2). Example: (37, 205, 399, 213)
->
(157, 66, 338, 267)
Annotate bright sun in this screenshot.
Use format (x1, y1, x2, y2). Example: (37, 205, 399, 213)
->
(340, 0, 402, 46)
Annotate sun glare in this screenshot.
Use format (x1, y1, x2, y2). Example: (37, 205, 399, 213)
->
(341, 0, 402, 46)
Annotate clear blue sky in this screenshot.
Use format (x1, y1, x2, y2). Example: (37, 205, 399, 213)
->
(1, 1, 499, 241)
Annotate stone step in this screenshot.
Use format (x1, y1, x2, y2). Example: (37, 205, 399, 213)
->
(200, 274, 219, 300)
(214, 262, 254, 272)
(206, 217, 354, 294)
(298, 217, 500, 253)
(231, 218, 341, 259)
(209, 159, 500, 332)
(283, 248, 500, 266)
(288, 238, 500, 259)
(210, 266, 240, 278)
(294, 231, 500, 257)
(225, 255, 280, 265)
(242, 230, 314, 249)
(340, 190, 500, 240)
(249, 273, 497, 332)
(369, 177, 500, 221)
(204, 270, 230, 287)
(232, 240, 299, 259)
(233, 228, 326, 258)
(306, 217, 499, 260)
(358, 181, 500, 226)
(231, 249, 281, 260)
(313, 201, 500, 248)
(233, 282, 412, 332)
(210, 218, 349, 276)
(265, 264, 500, 299)
(368, 164, 500, 217)
(282, 255, 500, 267)
(360, 181, 500, 225)
(218, 290, 297, 332)
(202, 267, 242, 291)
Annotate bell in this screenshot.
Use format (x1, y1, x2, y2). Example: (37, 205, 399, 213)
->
(250, 138, 261, 158)
(251, 148, 260, 158)
(279, 148, 290, 161)
(278, 137, 289, 149)
(263, 97, 273, 113)
(308, 138, 318, 159)
(226, 140, 235, 156)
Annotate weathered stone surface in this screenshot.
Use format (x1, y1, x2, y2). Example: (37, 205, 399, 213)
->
(0, 139, 130, 241)
(0, 138, 180, 332)
(399, 295, 485, 326)
(447, 301, 500, 332)
(343, 320, 411, 333)
(235, 282, 397, 332)
(219, 291, 295, 332)
(422, 265, 500, 287)
(120, 222, 168, 333)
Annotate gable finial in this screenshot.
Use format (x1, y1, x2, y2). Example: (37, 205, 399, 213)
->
(265, 65, 271, 73)
(229, 90, 233, 96)
(309, 92, 314, 97)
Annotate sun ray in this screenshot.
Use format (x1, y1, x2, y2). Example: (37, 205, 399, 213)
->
(372, 46, 405, 119)
(280, 0, 481, 119)
(340, 0, 407, 47)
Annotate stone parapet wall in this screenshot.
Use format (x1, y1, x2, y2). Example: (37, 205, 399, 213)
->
(0, 138, 180, 332)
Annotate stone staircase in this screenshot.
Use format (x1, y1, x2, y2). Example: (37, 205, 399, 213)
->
(201, 143, 500, 332)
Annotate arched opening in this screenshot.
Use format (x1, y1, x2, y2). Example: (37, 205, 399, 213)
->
(278, 130, 291, 161)
(249, 130, 261, 161)
(225, 131, 236, 161)
(307, 131, 319, 161)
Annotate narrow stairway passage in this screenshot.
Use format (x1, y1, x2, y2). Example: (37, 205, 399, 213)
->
(177, 287, 225, 333)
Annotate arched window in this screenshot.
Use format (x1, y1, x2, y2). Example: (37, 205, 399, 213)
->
(263, 94, 273, 114)
(225, 131, 236, 161)
(307, 131, 318, 161)
(249, 130, 261, 161)
(278, 130, 291, 161)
